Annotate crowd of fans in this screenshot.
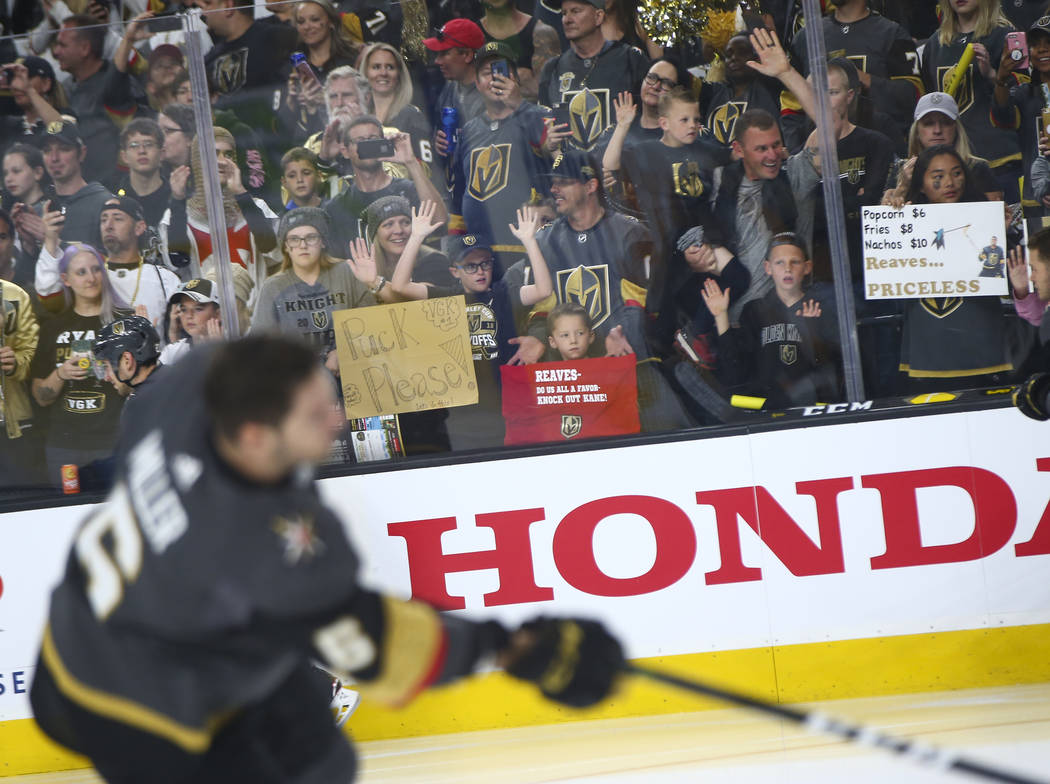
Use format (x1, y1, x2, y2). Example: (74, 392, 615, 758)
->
(2, 0, 1050, 492)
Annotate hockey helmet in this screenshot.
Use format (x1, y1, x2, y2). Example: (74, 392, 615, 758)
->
(93, 315, 161, 367)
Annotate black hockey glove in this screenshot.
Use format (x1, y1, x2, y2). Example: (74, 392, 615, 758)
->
(1014, 373, 1050, 421)
(503, 617, 624, 708)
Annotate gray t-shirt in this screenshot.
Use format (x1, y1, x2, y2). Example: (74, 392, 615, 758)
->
(250, 262, 375, 354)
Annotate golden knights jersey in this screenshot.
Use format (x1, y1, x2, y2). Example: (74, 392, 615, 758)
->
(790, 12, 922, 134)
(450, 102, 552, 251)
(538, 40, 650, 152)
(525, 211, 652, 357)
(701, 79, 783, 147)
(621, 138, 732, 259)
(922, 27, 1022, 169)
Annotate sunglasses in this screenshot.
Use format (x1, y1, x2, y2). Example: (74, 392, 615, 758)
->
(433, 28, 472, 49)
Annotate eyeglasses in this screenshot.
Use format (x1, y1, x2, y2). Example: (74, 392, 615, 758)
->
(457, 258, 494, 274)
(160, 126, 184, 136)
(644, 73, 677, 91)
(126, 140, 158, 151)
(286, 233, 323, 248)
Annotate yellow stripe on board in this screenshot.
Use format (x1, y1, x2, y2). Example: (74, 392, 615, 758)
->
(3, 623, 1049, 778)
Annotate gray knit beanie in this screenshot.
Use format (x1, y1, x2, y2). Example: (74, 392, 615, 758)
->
(277, 206, 332, 250)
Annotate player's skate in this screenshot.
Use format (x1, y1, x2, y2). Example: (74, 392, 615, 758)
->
(330, 679, 361, 727)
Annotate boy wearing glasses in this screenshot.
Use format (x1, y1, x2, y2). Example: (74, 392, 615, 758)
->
(115, 118, 172, 227)
(389, 202, 553, 448)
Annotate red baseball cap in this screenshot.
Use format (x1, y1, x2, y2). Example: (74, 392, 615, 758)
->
(424, 19, 485, 52)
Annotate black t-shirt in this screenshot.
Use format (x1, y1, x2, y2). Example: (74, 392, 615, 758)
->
(29, 309, 124, 450)
(116, 178, 172, 230)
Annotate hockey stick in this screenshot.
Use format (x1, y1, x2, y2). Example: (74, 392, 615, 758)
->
(625, 664, 1047, 784)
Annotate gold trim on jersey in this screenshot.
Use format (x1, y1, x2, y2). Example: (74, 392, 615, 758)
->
(987, 151, 1022, 169)
(355, 597, 445, 708)
(41, 624, 226, 753)
(468, 144, 512, 202)
(937, 65, 973, 114)
(620, 278, 647, 308)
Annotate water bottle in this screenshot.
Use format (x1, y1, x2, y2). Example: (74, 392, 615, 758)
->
(441, 106, 458, 158)
(290, 52, 324, 98)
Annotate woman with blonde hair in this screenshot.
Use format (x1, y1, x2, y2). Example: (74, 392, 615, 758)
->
(358, 42, 432, 165)
(252, 207, 396, 375)
(920, 0, 1020, 200)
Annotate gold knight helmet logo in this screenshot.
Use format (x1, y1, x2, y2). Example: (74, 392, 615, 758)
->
(920, 297, 963, 319)
(567, 88, 608, 151)
(712, 101, 747, 144)
(560, 414, 583, 439)
(558, 263, 611, 328)
(672, 161, 705, 198)
(469, 143, 511, 201)
(780, 344, 798, 365)
(937, 64, 973, 114)
(312, 311, 330, 330)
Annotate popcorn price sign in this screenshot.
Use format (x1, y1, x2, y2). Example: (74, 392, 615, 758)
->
(860, 201, 1008, 300)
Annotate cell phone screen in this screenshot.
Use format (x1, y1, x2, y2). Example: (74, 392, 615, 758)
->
(491, 60, 510, 78)
(356, 139, 395, 159)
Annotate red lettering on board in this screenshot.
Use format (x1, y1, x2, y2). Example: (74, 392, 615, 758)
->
(387, 510, 554, 609)
(862, 467, 1016, 569)
(1014, 457, 1050, 556)
(551, 495, 696, 596)
(698, 478, 853, 585)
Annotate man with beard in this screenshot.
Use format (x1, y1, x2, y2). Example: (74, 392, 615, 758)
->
(37, 197, 178, 325)
(35, 120, 111, 251)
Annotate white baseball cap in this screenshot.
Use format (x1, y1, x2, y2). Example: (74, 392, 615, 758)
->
(914, 92, 959, 123)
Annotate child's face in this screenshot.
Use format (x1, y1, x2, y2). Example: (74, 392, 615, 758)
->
(764, 244, 810, 295)
(282, 160, 321, 203)
(548, 314, 595, 360)
(178, 298, 220, 338)
(659, 99, 701, 146)
(122, 133, 162, 176)
(451, 250, 494, 293)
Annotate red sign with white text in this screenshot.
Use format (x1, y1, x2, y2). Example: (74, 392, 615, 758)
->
(500, 356, 640, 445)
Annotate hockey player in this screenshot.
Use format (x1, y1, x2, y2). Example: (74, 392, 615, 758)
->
(537, 0, 650, 153)
(30, 334, 624, 783)
(92, 314, 164, 418)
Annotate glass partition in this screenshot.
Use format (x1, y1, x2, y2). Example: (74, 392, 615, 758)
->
(0, 0, 1036, 508)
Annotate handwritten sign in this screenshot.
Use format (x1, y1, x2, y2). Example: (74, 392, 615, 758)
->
(500, 356, 639, 445)
(333, 296, 478, 418)
(861, 201, 1008, 300)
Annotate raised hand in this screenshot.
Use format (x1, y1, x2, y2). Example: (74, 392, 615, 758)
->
(508, 206, 541, 243)
(506, 335, 546, 365)
(797, 299, 822, 318)
(1008, 246, 1031, 299)
(347, 237, 379, 285)
(700, 277, 730, 318)
(748, 27, 791, 79)
(613, 91, 637, 127)
(169, 165, 191, 200)
(410, 200, 444, 239)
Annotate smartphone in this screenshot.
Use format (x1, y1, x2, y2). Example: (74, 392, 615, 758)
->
(146, 12, 183, 33)
(356, 138, 396, 159)
(1006, 31, 1029, 70)
(552, 103, 570, 130)
(490, 59, 510, 79)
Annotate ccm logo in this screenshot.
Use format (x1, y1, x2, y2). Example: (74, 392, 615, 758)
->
(388, 461, 1050, 609)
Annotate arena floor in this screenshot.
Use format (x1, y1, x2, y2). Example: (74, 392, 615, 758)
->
(7, 683, 1050, 783)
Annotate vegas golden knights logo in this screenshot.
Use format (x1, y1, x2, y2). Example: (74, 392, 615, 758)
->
(566, 88, 610, 151)
(937, 65, 974, 114)
(920, 297, 963, 319)
(560, 414, 582, 439)
(112, 321, 126, 335)
(469, 144, 511, 201)
(712, 101, 747, 144)
(672, 161, 705, 198)
(212, 48, 249, 95)
(558, 71, 576, 94)
(839, 156, 865, 186)
(558, 264, 611, 328)
(780, 344, 798, 365)
(312, 311, 330, 330)
(466, 302, 499, 361)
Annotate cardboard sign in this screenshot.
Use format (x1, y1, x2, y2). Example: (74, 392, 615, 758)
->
(861, 202, 1008, 300)
(500, 355, 640, 445)
(333, 296, 478, 418)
